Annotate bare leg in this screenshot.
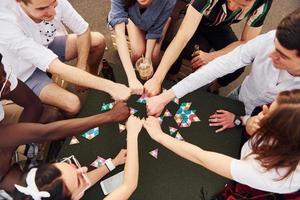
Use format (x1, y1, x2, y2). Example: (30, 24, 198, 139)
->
(152, 17, 172, 67)
(126, 19, 146, 64)
(39, 83, 81, 115)
(64, 32, 106, 75)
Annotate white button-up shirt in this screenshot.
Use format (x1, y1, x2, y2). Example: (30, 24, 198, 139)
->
(172, 30, 300, 114)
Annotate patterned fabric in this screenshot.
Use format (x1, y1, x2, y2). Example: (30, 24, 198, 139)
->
(190, 0, 272, 27)
(212, 181, 300, 200)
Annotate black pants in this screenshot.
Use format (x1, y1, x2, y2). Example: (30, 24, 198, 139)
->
(165, 22, 245, 87)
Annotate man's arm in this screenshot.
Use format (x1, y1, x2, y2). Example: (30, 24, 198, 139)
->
(0, 102, 129, 148)
(48, 59, 131, 101)
(76, 27, 91, 70)
(4, 80, 43, 123)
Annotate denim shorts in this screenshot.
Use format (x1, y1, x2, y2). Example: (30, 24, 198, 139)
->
(48, 35, 67, 62)
(25, 68, 53, 96)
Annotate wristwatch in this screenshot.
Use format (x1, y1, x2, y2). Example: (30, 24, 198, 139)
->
(234, 115, 243, 127)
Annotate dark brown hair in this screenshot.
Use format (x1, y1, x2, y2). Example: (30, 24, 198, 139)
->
(276, 8, 300, 56)
(250, 89, 300, 180)
(13, 164, 71, 200)
(19, 0, 32, 5)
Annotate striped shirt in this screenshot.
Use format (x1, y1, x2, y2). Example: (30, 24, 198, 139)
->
(190, 0, 272, 27)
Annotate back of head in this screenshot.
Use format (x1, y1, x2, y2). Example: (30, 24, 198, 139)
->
(13, 164, 71, 200)
(276, 8, 300, 56)
(251, 90, 300, 180)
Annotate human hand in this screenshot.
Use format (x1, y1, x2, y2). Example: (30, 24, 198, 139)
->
(144, 77, 162, 97)
(109, 83, 131, 101)
(191, 51, 214, 70)
(112, 149, 127, 166)
(146, 95, 167, 117)
(129, 78, 144, 95)
(209, 109, 235, 133)
(107, 102, 130, 122)
(144, 116, 164, 141)
(246, 105, 269, 135)
(126, 115, 144, 138)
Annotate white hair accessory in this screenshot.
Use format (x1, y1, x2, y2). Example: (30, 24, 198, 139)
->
(14, 168, 51, 200)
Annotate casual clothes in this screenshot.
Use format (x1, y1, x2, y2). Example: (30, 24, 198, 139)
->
(108, 0, 176, 41)
(0, 67, 18, 122)
(230, 139, 300, 193)
(172, 30, 300, 115)
(0, 0, 88, 87)
(168, 0, 272, 87)
(191, 0, 272, 27)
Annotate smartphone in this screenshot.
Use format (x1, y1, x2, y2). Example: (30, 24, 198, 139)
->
(100, 171, 124, 195)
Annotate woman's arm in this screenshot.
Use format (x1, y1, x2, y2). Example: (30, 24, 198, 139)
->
(114, 23, 139, 84)
(104, 116, 142, 200)
(144, 117, 234, 179)
(0, 102, 129, 148)
(86, 149, 127, 186)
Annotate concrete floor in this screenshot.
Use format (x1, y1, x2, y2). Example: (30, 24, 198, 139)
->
(69, 0, 300, 96)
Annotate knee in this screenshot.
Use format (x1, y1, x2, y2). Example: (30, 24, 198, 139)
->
(131, 48, 144, 63)
(64, 94, 81, 115)
(151, 51, 161, 66)
(92, 32, 106, 51)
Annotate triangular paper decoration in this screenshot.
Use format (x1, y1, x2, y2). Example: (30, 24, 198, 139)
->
(130, 107, 138, 115)
(90, 156, 106, 168)
(163, 109, 172, 117)
(169, 127, 178, 135)
(136, 95, 148, 104)
(175, 132, 184, 141)
(101, 102, 114, 111)
(149, 148, 158, 159)
(119, 124, 126, 133)
(82, 127, 99, 140)
(69, 136, 79, 145)
(159, 116, 164, 125)
(172, 97, 179, 104)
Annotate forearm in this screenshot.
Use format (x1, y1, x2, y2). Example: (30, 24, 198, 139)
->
(86, 165, 110, 187)
(153, 5, 202, 83)
(115, 24, 137, 81)
(145, 39, 156, 60)
(105, 135, 139, 200)
(5, 80, 43, 123)
(153, 29, 190, 83)
(210, 41, 245, 59)
(49, 59, 115, 93)
(123, 135, 138, 189)
(157, 132, 233, 179)
(76, 27, 91, 69)
(0, 112, 111, 148)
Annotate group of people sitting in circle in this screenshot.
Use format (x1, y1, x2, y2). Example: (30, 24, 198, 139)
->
(0, 0, 299, 199)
